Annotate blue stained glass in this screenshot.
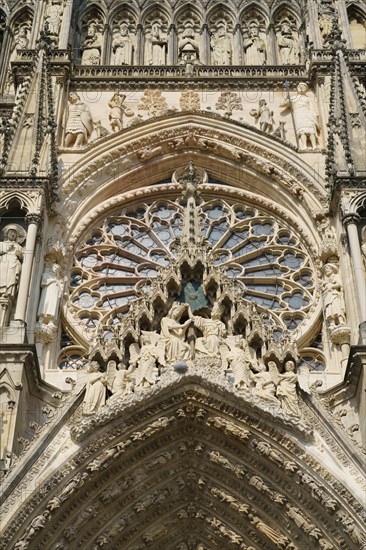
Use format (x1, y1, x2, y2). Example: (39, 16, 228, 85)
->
(80, 253, 98, 268)
(296, 274, 313, 288)
(86, 233, 103, 245)
(70, 273, 83, 287)
(96, 284, 134, 295)
(150, 253, 169, 266)
(108, 223, 128, 236)
(278, 233, 291, 244)
(285, 317, 303, 331)
(133, 232, 155, 248)
(284, 292, 309, 309)
(208, 224, 227, 244)
(234, 209, 253, 220)
(95, 267, 133, 276)
(246, 267, 284, 276)
(252, 223, 273, 236)
(101, 295, 134, 308)
(104, 254, 138, 267)
(234, 241, 264, 257)
(246, 284, 282, 295)
(139, 268, 158, 277)
(227, 268, 243, 277)
(154, 227, 172, 243)
(280, 254, 303, 269)
(126, 208, 145, 219)
(222, 231, 248, 248)
(153, 205, 175, 219)
(205, 206, 226, 220)
(122, 242, 147, 256)
(241, 253, 279, 266)
(76, 293, 97, 308)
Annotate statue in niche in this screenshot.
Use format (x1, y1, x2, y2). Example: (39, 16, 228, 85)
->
(188, 302, 226, 357)
(64, 92, 93, 147)
(178, 22, 200, 64)
(280, 83, 319, 150)
(106, 360, 134, 402)
(223, 337, 253, 389)
(249, 99, 274, 133)
(81, 21, 102, 65)
(160, 302, 192, 364)
(268, 360, 301, 418)
(0, 225, 24, 299)
(250, 363, 278, 404)
(82, 360, 107, 415)
(322, 263, 347, 327)
(112, 22, 133, 65)
(9, 25, 29, 62)
(318, 0, 336, 46)
(129, 331, 165, 388)
(45, 0, 63, 41)
(147, 19, 167, 65)
(243, 20, 267, 65)
(211, 24, 232, 65)
(277, 18, 300, 65)
(37, 261, 64, 323)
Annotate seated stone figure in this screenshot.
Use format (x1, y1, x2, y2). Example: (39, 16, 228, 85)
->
(160, 302, 192, 364)
(189, 302, 226, 357)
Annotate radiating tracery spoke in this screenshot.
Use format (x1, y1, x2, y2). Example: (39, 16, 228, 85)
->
(67, 197, 316, 338)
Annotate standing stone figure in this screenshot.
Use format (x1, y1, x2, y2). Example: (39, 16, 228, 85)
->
(243, 21, 267, 65)
(280, 83, 319, 150)
(112, 22, 133, 65)
(277, 18, 299, 65)
(45, 0, 63, 41)
(147, 20, 167, 65)
(37, 262, 64, 323)
(322, 263, 347, 327)
(268, 360, 301, 418)
(211, 25, 232, 65)
(9, 26, 29, 63)
(108, 93, 126, 132)
(81, 21, 102, 65)
(250, 99, 274, 132)
(82, 361, 107, 415)
(64, 92, 93, 147)
(0, 225, 24, 299)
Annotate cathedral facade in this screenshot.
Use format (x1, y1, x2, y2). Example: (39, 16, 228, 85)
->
(0, 0, 365, 548)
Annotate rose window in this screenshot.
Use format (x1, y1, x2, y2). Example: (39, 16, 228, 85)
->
(66, 195, 317, 349)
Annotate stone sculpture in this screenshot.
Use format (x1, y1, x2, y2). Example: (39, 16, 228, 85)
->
(224, 336, 252, 389)
(82, 361, 107, 415)
(249, 99, 274, 132)
(189, 302, 226, 357)
(108, 93, 127, 132)
(9, 26, 29, 62)
(81, 21, 102, 65)
(112, 22, 133, 65)
(147, 20, 167, 65)
(250, 363, 278, 404)
(130, 331, 165, 387)
(322, 263, 346, 327)
(268, 360, 301, 418)
(45, 0, 63, 41)
(106, 360, 134, 401)
(280, 83, 319, 150)
(178, 22, 200, 64)
(0, 225, 24, 299)
(243, 21, 267, 65)
(277, 18, 299, 65)
(211, 25, 232, 65)
(160, 302, 192, 364)
(64, 92, 93, 147)
(361, 227, 366, 268)
(37, 262, 63, 323)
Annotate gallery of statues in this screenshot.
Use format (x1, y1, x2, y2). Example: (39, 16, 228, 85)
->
(0, 0, 365, 548)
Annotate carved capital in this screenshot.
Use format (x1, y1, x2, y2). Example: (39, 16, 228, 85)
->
(25, 213, 42, 227)
(342, 213, 361, 228)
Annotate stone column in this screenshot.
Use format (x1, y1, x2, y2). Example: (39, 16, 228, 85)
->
(14, 214, 41, 324)
(136, 24, 144, 65)
(168, 24, 177, 65)
(233, 24, 243, 65)
(267, 24, 277, 65)
(201, 24, 210, 64)
(343, 213, 366, 322)
(58, 0, 73, 49)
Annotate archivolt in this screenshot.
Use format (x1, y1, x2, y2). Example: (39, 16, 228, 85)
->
(2, 381, 364, 549)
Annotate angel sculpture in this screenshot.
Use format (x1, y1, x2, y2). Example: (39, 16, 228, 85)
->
(129, 331, 165, 388)
(249, 363, 278, 405)
(106, 360, 134, 402)
(268, 360, 301, 418)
